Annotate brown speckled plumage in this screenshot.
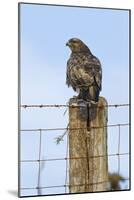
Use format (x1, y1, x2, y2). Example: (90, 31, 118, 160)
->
(66, 38, 102, 102)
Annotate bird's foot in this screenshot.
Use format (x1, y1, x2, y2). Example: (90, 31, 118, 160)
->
(75, 96, 87, 104)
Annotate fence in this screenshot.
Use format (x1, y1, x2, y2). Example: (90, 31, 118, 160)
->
(19, 103, 130, 196)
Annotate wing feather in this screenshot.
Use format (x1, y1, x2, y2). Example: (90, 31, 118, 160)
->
(66, 53, 102, 91)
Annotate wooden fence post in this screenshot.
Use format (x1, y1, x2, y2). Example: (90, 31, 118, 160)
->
(69, 96, 108, 193)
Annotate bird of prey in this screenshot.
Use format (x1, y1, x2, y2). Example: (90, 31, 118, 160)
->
(66, 38, 102, 103)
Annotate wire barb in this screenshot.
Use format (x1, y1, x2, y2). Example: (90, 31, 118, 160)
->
(20, 103, 129, 109)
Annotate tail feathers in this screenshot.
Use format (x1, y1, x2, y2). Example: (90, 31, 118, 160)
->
(88, 85, 100, 102)
(79, 88, 89, 101)
(79, 86, 100, 102)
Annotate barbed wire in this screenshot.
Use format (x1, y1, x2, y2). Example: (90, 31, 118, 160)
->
(20, 103, 129, 109)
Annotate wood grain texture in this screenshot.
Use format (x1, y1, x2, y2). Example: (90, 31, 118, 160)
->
(69, 96, 108, 193)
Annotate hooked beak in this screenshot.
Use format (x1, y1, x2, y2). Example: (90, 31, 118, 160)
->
(66, 41, 70, 47)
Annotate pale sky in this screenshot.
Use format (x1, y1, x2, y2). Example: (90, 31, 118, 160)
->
(20, 3, 130, 197)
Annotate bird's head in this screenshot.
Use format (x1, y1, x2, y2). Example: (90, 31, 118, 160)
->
(66, 38, 90, 53)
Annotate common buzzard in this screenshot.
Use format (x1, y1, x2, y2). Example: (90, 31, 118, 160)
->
(66, 38, 102, 103)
